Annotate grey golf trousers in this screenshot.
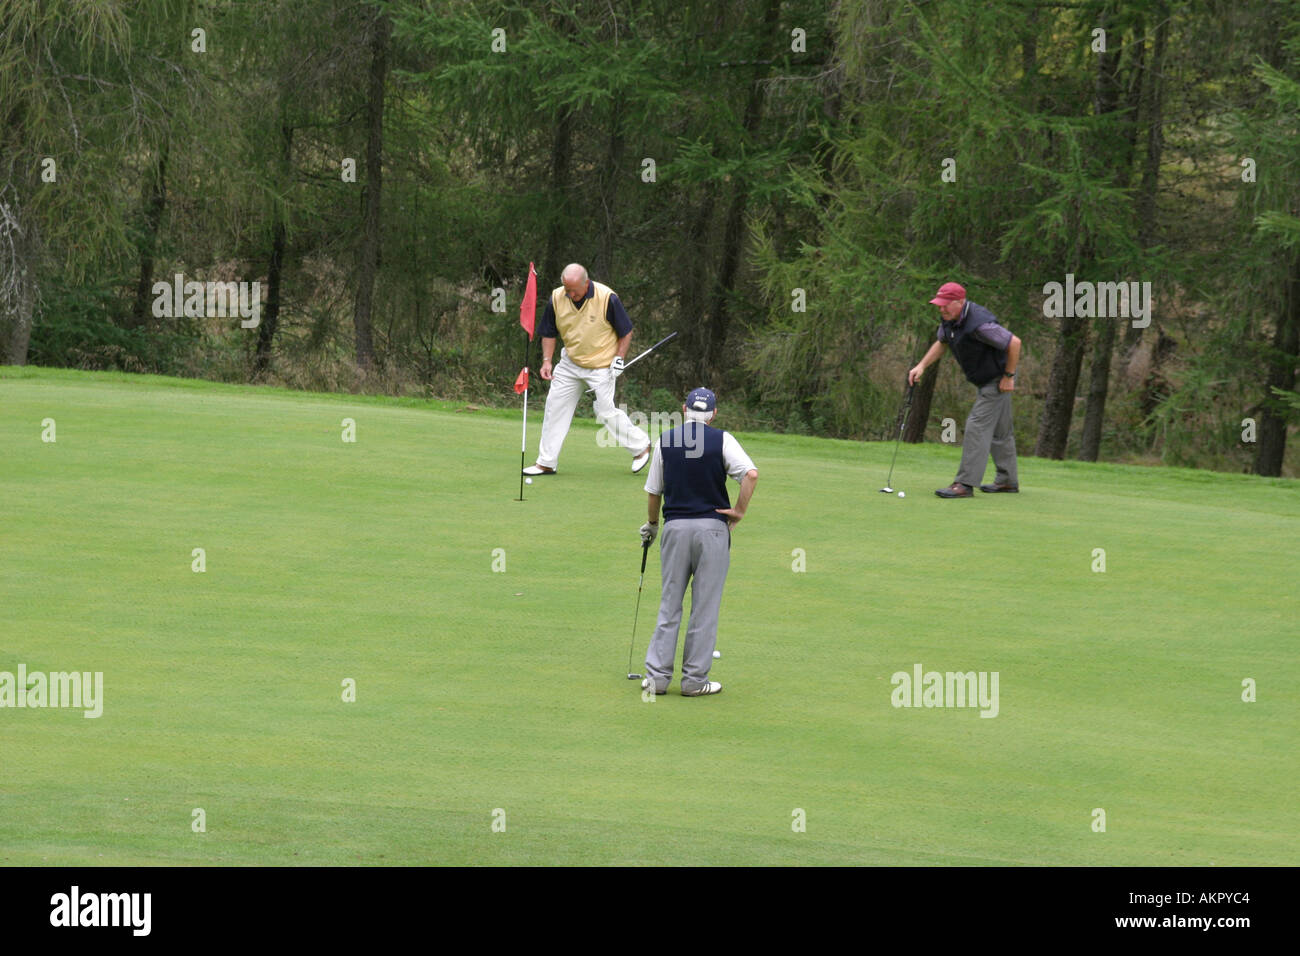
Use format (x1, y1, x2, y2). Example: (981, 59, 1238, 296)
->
(644, 517, 730, 694)
(956, 379, 1019, 488)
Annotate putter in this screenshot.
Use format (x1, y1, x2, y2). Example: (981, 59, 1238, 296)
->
(881, 382, 916, 493)
(625, 539, 651, 680)
(586, 331, 679, 395)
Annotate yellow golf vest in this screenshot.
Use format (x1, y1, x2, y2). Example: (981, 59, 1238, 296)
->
(552, 281, 619, 369)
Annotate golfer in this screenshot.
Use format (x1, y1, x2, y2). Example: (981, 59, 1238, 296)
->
(522, 264, 651, 476)
(638, 388, 758, 697)
(908, 282, 1021, 498)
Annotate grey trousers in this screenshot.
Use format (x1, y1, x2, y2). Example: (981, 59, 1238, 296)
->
(956, 380, 1019, 488)
(644, 518, 730, 694)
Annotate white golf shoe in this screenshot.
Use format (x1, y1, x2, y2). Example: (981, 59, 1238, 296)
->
(681, 681, 722, 697)
(631, 447, 651, 473)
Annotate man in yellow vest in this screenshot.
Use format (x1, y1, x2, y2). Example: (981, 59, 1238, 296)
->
(523, 263, 652, 476)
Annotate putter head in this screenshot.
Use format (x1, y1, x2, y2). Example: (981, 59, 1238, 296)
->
(627, 673, 642, 680)
(880, 486, 893, 493)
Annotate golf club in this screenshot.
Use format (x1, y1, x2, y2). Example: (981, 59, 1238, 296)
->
(881, 381, 916, 493)
(586, 331, 679, 395)
(625, 539, 651, 679)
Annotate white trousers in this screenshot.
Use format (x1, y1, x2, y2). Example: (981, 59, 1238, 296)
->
(536, 351, 650, 469)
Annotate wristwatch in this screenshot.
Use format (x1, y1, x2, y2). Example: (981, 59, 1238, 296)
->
(1002, 371, 1016, 378)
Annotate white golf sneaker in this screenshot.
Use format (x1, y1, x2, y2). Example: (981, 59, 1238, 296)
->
(681, 681, 722, 697)
(631, 447, 651, 473)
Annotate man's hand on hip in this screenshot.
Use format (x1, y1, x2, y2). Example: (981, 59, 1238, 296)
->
(999, 376, 1015, 392)
(715, 507, 745, 529)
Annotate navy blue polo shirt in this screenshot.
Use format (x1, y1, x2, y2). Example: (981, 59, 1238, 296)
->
(538, 282, 633, 339)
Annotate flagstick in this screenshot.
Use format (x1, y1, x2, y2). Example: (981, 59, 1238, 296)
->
(517, 326, 529, 502)
(515, 260, 538, 502)
(518, 381, 528, 501)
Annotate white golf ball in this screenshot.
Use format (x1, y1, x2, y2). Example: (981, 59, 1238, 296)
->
(713, 650, 721, 659)
(525, 477, 533, 484)
(897, 491, 905, 498)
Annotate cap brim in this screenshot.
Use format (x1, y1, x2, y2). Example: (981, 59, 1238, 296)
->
(929, 296, 948, 305)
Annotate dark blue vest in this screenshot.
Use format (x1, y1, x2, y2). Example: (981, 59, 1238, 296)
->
(660, 422, 729, 523)
(942, 302, 1006, 386)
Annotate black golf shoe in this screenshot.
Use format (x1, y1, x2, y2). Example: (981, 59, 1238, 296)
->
(979, 483, 1019, 493)
(935, 482, 974, 498)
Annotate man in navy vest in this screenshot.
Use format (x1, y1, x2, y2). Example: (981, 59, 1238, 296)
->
(637, 388, 758, 697)
(908, 282, 1022, 498)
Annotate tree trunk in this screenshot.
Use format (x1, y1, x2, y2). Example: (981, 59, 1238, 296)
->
(1080, 10, 1151, 462)
(1254, 250, 1300, 476)
(703, 170, 753, 379)
(1122, 4, 1168, 366)
(1138, 327, 1176, 423)
(130, 139, 169, 329)
(352, 10, 390, 372)
(254, 121, 293, 378)
(1, 192, 36, 366)
(1078, 320, 1116, 460)
(5, 268, 33, 365)
(677, 184, 716, 388)
(1064, 6, 1124, 460)
(700, 0, 781, 380)
(255, 217, 286, 377)
(903, 361, 938, 443)
(542, 106, 574, 292)
(594, 92, 624, 281)
(1035, 312, 1090, 459)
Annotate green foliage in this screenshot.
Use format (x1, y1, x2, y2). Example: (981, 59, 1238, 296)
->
(1, 0, 1295, 473)
(27, 276, 196, 373)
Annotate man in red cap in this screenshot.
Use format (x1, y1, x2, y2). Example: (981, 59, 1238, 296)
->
(908, 282, 1021, 498)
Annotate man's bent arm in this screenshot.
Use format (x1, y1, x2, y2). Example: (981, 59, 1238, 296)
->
(733, 470, 758, 516)
(1005, 335, 1021, 374)
(909, 341, 946, 384)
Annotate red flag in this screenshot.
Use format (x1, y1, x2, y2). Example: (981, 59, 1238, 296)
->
(514, 367, 529, 394)
(519, 262, 537, 340)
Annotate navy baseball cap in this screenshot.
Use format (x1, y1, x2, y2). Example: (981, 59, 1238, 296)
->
(685, 387, 717, 412)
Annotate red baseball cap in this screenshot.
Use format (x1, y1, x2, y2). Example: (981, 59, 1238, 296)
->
(929, 282, 966, 305)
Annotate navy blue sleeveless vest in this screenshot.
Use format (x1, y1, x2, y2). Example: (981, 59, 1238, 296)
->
(944, 302, 1006, 386)
(660, 422, 729, 523)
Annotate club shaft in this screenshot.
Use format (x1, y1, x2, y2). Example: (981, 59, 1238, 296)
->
(883, 383, 915, 487)
(586, 331, 678, 394)
(627, 573, 645, 672)
(626, 542, 651, 673)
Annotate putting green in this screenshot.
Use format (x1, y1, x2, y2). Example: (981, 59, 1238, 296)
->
(1, 367, 1295, 865)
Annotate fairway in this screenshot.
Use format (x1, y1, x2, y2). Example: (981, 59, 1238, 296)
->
(1, 367, 1296, 866)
